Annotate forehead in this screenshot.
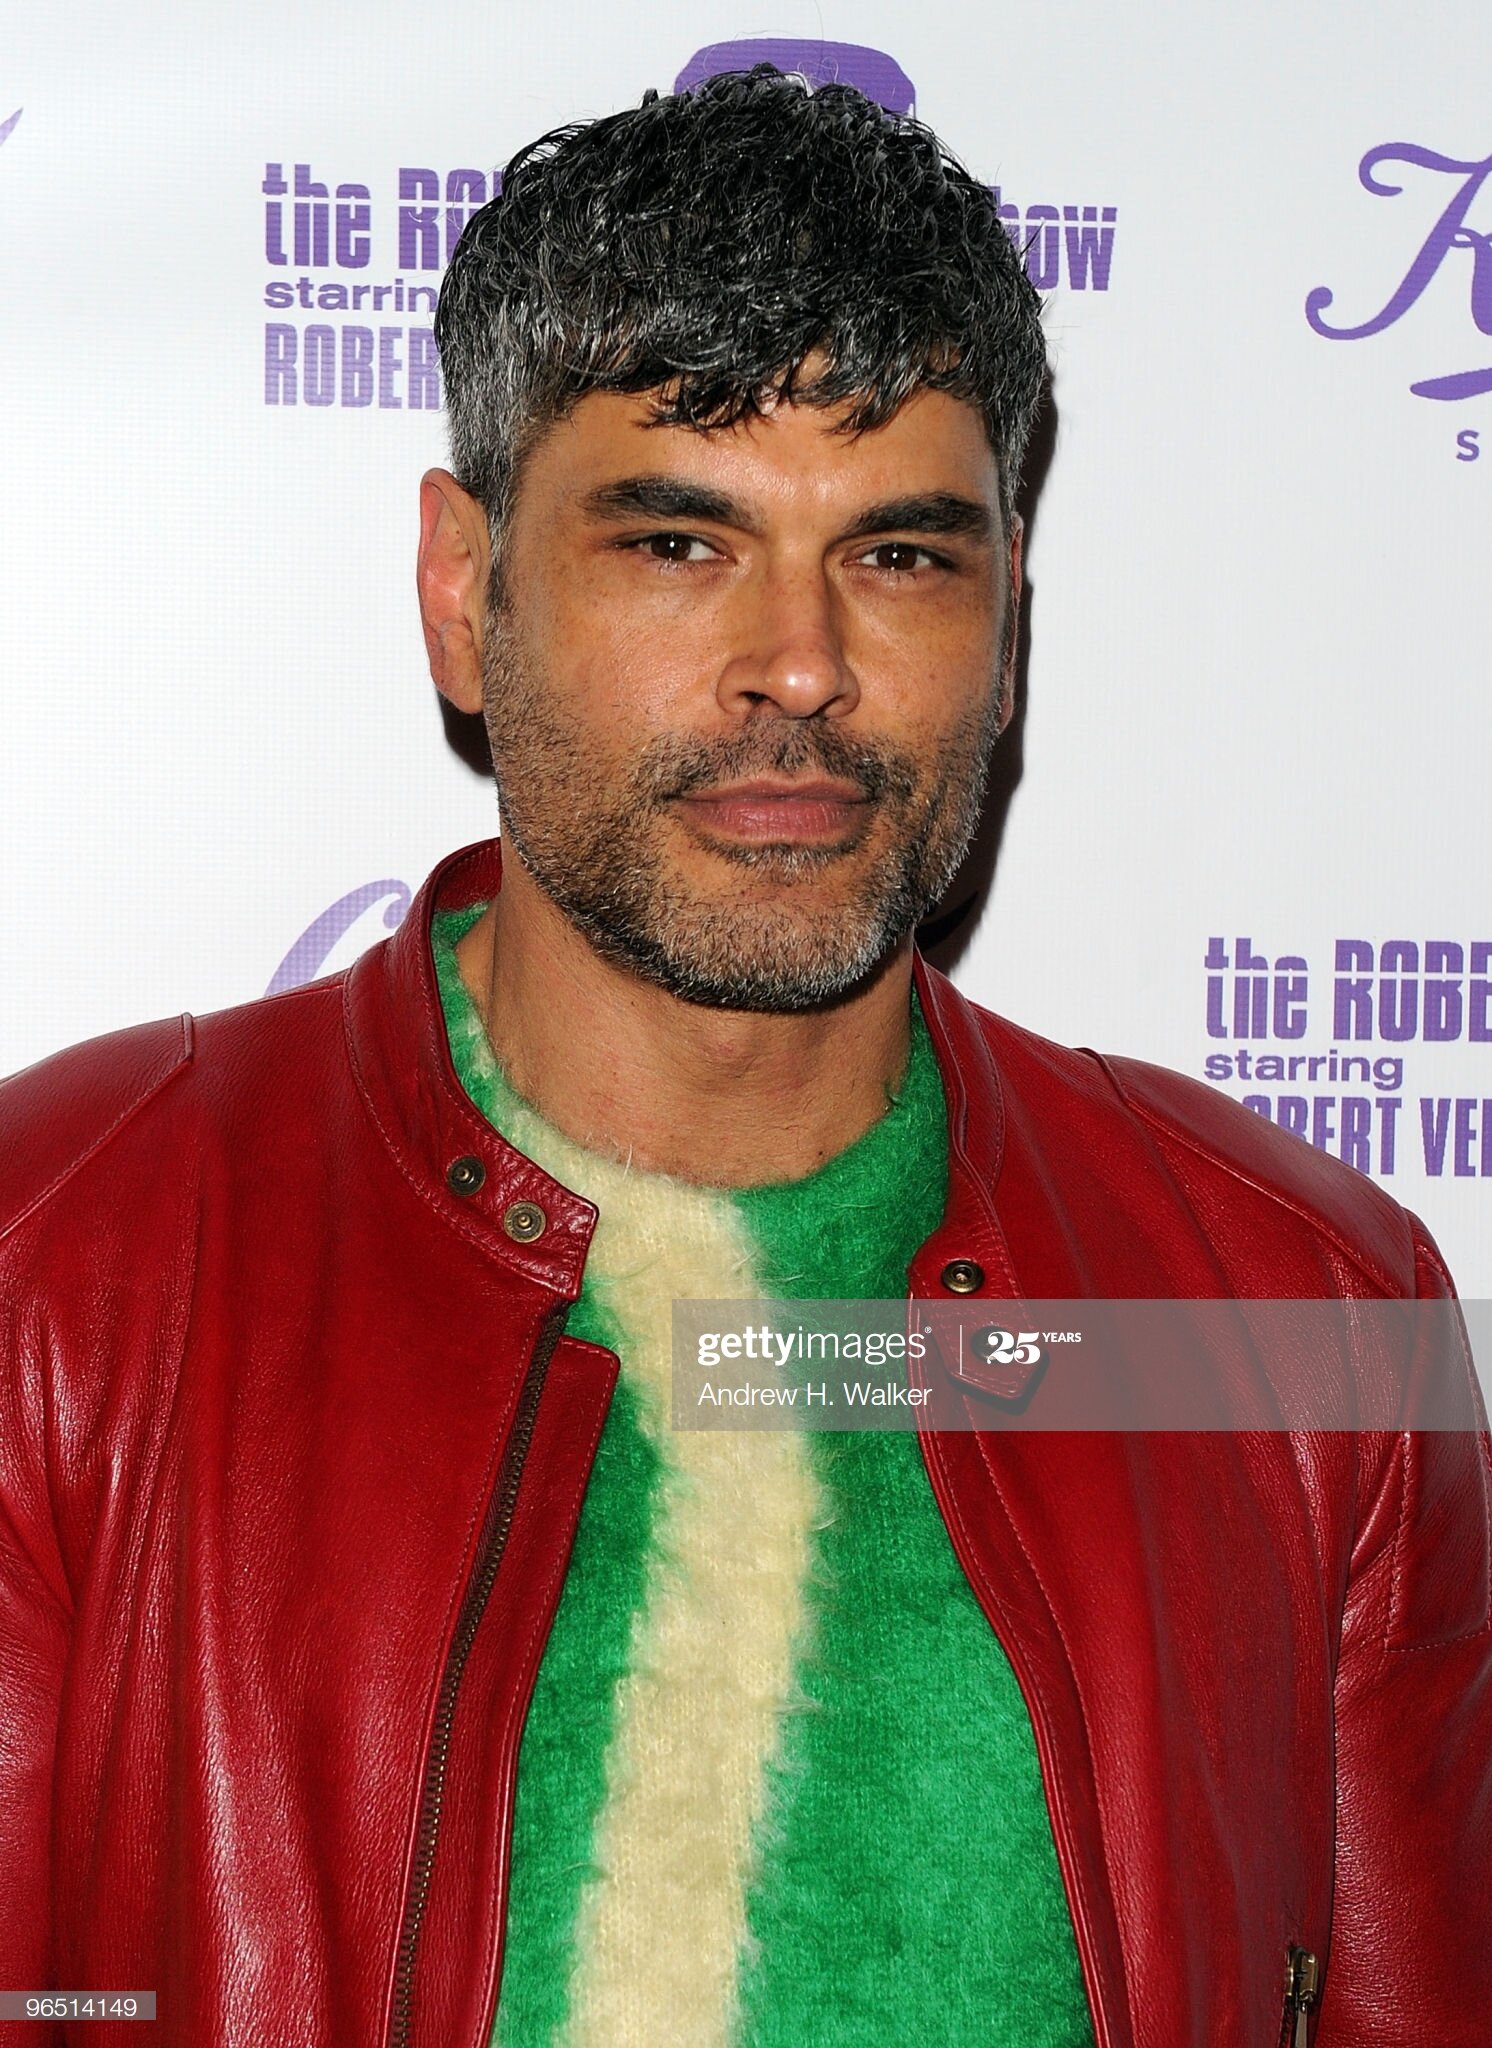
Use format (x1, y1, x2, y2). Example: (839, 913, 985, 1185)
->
(516, 384, 1000, 524)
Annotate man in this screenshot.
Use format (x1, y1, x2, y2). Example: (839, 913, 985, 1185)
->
(1, 66, 1488, 2048)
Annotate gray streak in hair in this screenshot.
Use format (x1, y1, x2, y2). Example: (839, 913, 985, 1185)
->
(434, 66, 1048, 570)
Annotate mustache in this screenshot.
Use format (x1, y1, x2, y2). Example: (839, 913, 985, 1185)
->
(640, 722, 918, 805)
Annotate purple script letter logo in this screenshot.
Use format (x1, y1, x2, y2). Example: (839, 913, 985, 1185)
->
(0, 108, 22, 149)
(1306, 145, 1492, 400)
(266, 879, 411, 995)
(675, 39, 914, 116)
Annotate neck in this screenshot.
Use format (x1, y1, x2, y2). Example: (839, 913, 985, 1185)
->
(451, 851, 915, 1187)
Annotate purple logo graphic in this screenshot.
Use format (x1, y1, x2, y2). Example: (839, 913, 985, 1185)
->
(673, 39, 1115, 293)
(262, 41, 1117, 408)
(675, 39, 915, 115)
(0, 107, 22, 148)
(266, 880, 411, 995)
(1306, 145, 1492, 400)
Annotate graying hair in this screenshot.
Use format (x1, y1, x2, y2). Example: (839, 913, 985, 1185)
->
(434, 66, 1047, 561)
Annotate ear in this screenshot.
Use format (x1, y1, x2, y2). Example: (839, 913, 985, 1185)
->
(417, 469, 492, 715)
(996, 514, 1024, 731)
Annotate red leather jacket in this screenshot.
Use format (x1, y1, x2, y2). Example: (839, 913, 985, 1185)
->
(1, 837, 1488, 2047)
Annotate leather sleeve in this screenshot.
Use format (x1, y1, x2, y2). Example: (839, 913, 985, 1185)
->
(0, 1304, 71, 2017)
(1317, 1221, 1492, 2044)
(0, 1020, 188, 2035)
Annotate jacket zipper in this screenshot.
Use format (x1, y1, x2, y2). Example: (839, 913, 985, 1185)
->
(386, 1302, 568, 2048)
(913, 1423, 1118, 2048)
(1279, 1944, 1320, 2048)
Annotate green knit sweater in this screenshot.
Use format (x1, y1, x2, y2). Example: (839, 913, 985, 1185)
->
(431, 906, 1093, 2048)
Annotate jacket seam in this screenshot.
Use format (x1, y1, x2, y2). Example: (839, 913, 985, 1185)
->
(253, 975, 349, 1008)
(1384, 1622, 1492, 1654)
(0, 1014, 194, 1246)
(1379, 1230, 1492, 1656)
(1384, 1438, 1411, 1659)
(953, 1438, 1128, 2048)
(1382, 1429, 1492, 1656)
(220, 977, 347, 1013)
(1085, 1050, 1405, 1299)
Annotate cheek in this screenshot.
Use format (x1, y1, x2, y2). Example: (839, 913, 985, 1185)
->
(866, 654, 998, 766)
(548, 548, 747, 710)
(855, 591, 1000, 696)
(905, 676, 1004, 793)
(559, 625, 717, 739)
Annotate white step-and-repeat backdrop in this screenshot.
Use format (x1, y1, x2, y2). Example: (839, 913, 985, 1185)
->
(3, 5, 1488, 1288)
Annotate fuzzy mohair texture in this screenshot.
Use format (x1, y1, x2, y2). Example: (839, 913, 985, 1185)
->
(433, 906, 1093, 2047)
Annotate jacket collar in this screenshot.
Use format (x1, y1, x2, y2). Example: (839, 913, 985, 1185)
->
(910, 949, 1025, 1300)
(345, 837, 1020, 1298)
(344, 838, 600, 1299)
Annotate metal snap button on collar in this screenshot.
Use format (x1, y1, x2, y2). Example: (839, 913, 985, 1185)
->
(503, 1200, 547, 1244)
(446, 1155, 486, 1196)
(940, 1258, 985, 1294)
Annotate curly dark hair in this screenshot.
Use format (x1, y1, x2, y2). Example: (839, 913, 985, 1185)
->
(435, 66, 1047, 552)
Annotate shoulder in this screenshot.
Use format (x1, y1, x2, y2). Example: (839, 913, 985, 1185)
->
(1096, 1045, 1415, 1283)
(0, 977, 346, 1242)
(966, 1000, 1426, 1298)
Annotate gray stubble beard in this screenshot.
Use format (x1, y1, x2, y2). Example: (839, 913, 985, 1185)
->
(480, 609, 1006, 1014)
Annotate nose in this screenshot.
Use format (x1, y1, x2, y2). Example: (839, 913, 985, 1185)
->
(714, 565, 860, 720)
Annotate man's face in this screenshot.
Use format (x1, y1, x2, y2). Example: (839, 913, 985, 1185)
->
(479, 384, 1019, 1011)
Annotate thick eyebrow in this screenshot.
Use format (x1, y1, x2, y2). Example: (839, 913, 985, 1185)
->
(581, 478, 995, 547)
(836, 493, 996, 545)
(581, 476, 764, 534)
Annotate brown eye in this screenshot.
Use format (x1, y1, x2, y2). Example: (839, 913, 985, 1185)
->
(868, 542, 925, 573)
(645, 532, 703, 563)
